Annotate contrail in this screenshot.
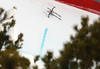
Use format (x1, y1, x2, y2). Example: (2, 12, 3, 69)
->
(40, 28, 48, 58)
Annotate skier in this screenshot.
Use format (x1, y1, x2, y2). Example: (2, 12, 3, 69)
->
(48, 6, 55, 18)
(47, 6, 61, 20)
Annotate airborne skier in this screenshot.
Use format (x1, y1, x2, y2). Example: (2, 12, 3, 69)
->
(48, 6, 55, 18)
(47, 6, 61, 20)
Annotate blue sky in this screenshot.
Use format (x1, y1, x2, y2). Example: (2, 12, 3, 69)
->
(0, 0, 99, 68)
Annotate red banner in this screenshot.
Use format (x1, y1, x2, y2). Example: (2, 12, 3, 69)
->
(55, 0, 100, 15)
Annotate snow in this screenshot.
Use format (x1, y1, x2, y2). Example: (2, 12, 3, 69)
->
(0, 24, 2, 32)
(19, 52, 34, 69)
(6, 27, 18, 42)
(6, 7, 17, 19)
(0, 0, 99, 68)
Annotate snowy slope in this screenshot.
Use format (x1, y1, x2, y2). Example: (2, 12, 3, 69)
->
(0, 0, 99, 68)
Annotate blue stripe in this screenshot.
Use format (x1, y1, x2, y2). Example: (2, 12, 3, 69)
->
(18, 50, 34, 56)
(40, 28, 48, 57)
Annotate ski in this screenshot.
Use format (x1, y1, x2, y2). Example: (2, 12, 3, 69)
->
(53, 11, 61, 17)
(47, 11, 61, 20)
(47, 7, 61, 17)
(53, 14, 61, 20)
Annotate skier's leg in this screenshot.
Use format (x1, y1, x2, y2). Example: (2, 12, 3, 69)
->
(48, 13, 50, 18)
(51, 13, 54, 16)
